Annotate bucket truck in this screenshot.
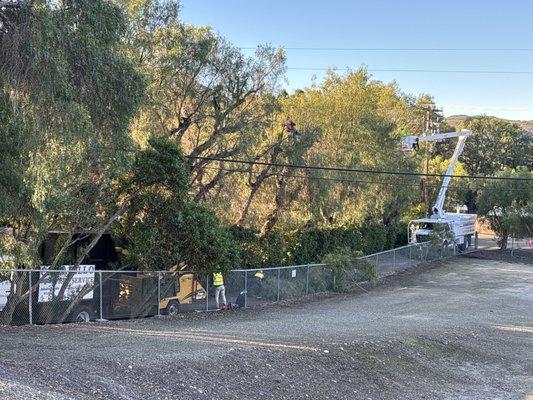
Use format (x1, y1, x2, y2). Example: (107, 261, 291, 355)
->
(402, 129, 477, 250)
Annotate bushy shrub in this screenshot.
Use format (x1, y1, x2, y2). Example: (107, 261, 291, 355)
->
(353, 258, 378, 282)
(322, 247, 378, 292)
(229, 222, 406, 270)
(322, 247, 353, 292)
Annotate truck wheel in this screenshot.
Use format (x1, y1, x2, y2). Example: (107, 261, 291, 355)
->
(458, 237, 468, 252)
(70, 306, 93, 323)
(165, 300, 180, 316)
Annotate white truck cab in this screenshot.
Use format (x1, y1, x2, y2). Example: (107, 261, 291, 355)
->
(408, 214, 476, 250)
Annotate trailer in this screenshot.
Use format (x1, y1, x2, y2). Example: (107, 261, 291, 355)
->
(1, 233, 209, 324)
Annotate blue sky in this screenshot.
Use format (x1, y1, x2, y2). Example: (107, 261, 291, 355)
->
(180, 0, 533, 120)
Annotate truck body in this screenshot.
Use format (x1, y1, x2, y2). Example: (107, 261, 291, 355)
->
(402, 130, 477, 250)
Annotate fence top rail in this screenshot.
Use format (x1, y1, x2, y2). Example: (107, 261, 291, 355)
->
(230, 263, 327, 273)
(358, 243, 427, 258)
(1, 263, 329, 275)
(0, 243, 431, 275)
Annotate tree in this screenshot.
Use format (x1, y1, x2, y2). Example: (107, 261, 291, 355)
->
(445, 116, 533, 213)
(0, 0, 146, 324)
(0, 0, 145, 266)
(477, 167, 532, 250)
(115, 138, 239, 272)
(121, 0, 286, 201)
(272, 70, 418, 230)
(460, 116, 532, 176)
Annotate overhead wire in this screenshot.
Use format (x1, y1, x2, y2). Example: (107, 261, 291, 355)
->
(204, 166, 531, 192)
(203, 166, 532, 192)
(240, 47, 533, 52)
(186, 156, 533, 182)
(286, 67, 533, 75)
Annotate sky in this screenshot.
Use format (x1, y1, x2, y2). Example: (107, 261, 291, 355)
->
(180, 0, 533, 121)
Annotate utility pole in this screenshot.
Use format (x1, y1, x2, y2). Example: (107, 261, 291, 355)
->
(420, 104, 443, 212)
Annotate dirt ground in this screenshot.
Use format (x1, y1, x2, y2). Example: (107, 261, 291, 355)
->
(0, 250, 532, 400)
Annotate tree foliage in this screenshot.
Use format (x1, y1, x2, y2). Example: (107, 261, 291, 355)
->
(1, 0, 529, 281)
(459, 116, 532, 175)
(477, 167, 532, 249)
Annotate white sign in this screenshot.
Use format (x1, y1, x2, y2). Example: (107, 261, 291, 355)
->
(291, 269, 297, 278)
(0, 278, 12, 311)
(38, 265, 95, 303)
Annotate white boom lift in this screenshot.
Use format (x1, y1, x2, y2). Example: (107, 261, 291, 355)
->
(402, 129, 477, 250)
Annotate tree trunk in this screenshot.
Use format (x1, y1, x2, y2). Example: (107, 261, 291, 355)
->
(53, 199, 132, 322)
(194, 169, 228, 202)
(0, 271, 24, 325)
(260, 175, 288, 237)
(235, 183, 260, 226)
(499, 234, 508, 250)
(235, 141, 283, 226)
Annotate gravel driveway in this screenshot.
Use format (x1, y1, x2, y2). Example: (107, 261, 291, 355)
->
(1, 252, 532, 399)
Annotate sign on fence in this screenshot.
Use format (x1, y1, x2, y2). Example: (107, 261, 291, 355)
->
(0, 277, 12, 311)
(38, 265, 95, 303)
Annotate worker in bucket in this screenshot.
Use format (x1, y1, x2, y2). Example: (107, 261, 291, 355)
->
(212, 270, 227, 310)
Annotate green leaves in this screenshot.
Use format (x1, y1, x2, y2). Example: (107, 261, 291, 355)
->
(460, 116, 532, 176)
(116, 137, 239, 271)
(477, 167, 532, 248)
(128, 136, 188, 194)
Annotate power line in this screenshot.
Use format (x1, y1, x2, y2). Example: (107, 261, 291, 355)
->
(205, 167, 531, 192)
(188, 156, 533, 182)
(287, 67, 533, 75)
(240, 47, 533, 52)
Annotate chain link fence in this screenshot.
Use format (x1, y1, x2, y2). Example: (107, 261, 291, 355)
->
(0, 240, 484, 326)
(508, 237, 533, 253)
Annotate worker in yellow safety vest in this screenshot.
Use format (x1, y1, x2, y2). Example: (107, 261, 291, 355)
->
(251, 269, 265, 298)
(213, 271, 227, 310)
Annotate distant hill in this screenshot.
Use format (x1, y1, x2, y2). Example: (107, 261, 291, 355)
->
(445, 115, 533, 132)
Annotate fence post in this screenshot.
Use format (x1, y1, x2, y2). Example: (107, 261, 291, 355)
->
(277, 269, 280, 301)
(474, 232, 478, 249)
(393, 249, 396, 271)
(28, 271, 33, 325)
(157, 271, 161, 317)
(409, 245, 412, 268)
(244, 270, 248, 308)
(375, 253, 379, 273)
(206, 274, 209, 311)
(99, 271, 103, 321)
(306, 265, 310, 295)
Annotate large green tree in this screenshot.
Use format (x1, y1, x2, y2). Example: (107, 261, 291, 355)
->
(115, 137, 239, 271)
(0, 0, 145, 267)
(121, 0, 286, 201)
(441, 116, 533, 213)
(460, 116, 532, 176)
(477, 167, 532, 249)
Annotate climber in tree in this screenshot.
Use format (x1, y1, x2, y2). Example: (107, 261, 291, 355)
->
(284, 119, 301, 141)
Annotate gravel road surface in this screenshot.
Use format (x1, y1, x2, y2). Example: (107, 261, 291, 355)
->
(1, 252, 532, 399)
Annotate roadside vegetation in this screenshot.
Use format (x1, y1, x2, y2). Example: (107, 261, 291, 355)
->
(1, 0, 531, 276)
